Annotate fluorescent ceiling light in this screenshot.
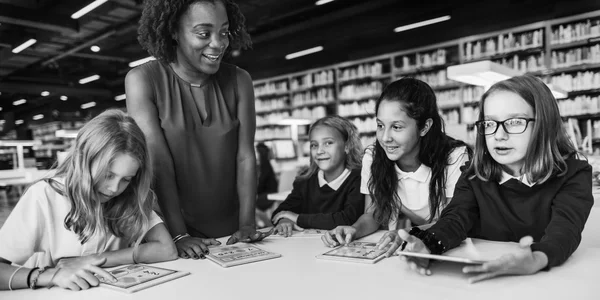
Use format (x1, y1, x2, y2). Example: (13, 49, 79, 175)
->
(12, 39, 37, 54)
(13, 99, 26, 106)
(33, 114, 44, 120)
(81, 101, 96, 109)
(114, 94, 126, 101)
(0, 107, 2, 111)
(447, 60, 521, 87)
(315, 0, 334, 5)
(60, 95, 68, 101)
(90, 45, 100, 52)
(394, 15, 451, 33)
(278, 118, 313, 126)
(15, 119, 24, 125)
(79, 74, 100, 84)
(129, 56, 156, 68)
(71, 0, 109, 19)
(41, 91, 49, 96)
(0, 120, 4, 124)
(56, 129, 79, 139)
(285, 46, 324, 60)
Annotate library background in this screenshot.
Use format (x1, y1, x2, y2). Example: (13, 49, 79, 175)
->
(2, 0, 600, 207)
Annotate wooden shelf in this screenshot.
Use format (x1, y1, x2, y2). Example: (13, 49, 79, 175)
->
(256, 123, 289, 128)
(337, 73, 391, 84)
(291, 101, 335, 110)
(340, 112, 375, 119)
(393, 64, 449, 76)
(255, 91, 290, 98)
(256, 108, 290, 115)
(431, 82, 463, 91)
(549, 37, 600, 51)
(567, 88, 600, 97)
(339, 95, 379, 103)
(561, 113, 600, 120)
(549, 62, 600, 75)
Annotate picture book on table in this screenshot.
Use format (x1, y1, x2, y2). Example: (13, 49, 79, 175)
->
(316, 241, 391, 264)
(398, 238, 525, 264)
(267, 228, 329, 238)
(98, 264, 189, 293)
(206, 243, 282, 268)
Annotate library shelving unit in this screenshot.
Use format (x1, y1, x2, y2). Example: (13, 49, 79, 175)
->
(253, 10, 600, 154)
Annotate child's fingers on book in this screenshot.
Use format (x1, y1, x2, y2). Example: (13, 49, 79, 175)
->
(72, 275, 91, 290)
(468, 271, 498, 284)
(79, 270, 101, 287)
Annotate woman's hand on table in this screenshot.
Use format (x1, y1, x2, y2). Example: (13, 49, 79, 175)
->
(176, 236, 221, 259)
(274, 218, 304, 237)
(321, 226, 356, 247)
(462, 236, 547, 284)
(397, 229, 432, 276)
(226, 225, 272, 245)
(53, 256, 117, 291)
(377, 230, 404, 257)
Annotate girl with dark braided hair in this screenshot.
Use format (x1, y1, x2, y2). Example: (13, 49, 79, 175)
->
(126, 0, 265, 261)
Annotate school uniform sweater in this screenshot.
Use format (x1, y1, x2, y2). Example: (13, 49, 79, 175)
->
(428, 157, 594, 269)
(272, 169, 364, 229)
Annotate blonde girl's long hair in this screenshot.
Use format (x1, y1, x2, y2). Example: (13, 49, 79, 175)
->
(298, 115, 363, 180)
(50, 109, 154, 246)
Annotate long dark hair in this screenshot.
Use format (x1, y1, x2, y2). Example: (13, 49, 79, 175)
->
(368, 78, 471, 224)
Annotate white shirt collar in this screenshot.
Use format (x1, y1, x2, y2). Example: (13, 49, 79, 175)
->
(318, 168, 351, 191)
(394, 164, 431, 183)
(499, 170, 535, 187)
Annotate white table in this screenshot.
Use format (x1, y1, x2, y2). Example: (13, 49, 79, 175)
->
(3, 208, 600, 300)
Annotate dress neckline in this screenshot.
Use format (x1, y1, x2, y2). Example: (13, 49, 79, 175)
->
(163, 61, 212, 88)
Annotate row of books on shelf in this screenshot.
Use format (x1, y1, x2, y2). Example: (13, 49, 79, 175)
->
(551, 44, 600, 68)
(290, 70, 334, 91)
(463, 29, 544, 61)
(397, 49, 448, 72)
(338, 62, 385, 82)
(550, 19, 600, 45)
(550, 70, 600, 92)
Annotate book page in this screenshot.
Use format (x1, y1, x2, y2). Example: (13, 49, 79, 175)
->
(98, 264, 177, 290)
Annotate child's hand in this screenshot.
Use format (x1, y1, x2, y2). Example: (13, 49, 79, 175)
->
(272, 211, 299, 224)
(274, 218, 304, 237)
(377, 230, 403, 257)
(176, 236, 221, 259)
(321, 226, 356, 247)
(462, 236, 547, 284)
(52, 257, 117, 291)
(397, 229, 432, 276)
(226, 225, 269, 245)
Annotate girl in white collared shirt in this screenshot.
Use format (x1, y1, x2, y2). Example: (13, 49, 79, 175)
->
(322, 78, 471, 255)
(0, 110, 177, 291)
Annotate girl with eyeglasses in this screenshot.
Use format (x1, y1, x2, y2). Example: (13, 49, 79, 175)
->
(399, 75, 593, 283)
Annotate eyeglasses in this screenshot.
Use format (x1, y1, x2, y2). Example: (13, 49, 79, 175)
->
(475, 118, 535, 135)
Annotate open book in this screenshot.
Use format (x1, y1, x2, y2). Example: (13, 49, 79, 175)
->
(98, 264, 189, 293)
(266, 228, 329, 238)
(316, 241, 391, 264)
(398, 238, 524, 264)
(206, 243, 281, 268)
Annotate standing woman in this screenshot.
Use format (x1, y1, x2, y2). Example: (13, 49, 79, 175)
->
(126, 0, 262, 259)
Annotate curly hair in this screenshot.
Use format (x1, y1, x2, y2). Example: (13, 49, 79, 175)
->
(298, 115, 363, 180)
(137, 0, 252, 63)
(368, 78, 472, 225)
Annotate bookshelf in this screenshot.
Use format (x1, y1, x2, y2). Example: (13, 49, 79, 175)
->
(253, 10, 600, 154)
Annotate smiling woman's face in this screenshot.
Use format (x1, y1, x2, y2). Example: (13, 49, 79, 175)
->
(173, 0, 230, 75)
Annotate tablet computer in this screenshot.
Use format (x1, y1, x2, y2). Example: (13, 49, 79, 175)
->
(398, 238, 523, 264)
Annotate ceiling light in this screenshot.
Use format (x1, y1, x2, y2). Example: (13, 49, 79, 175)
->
(60, 95, 68, 101)
(285, 46, 324, 60)
(447, 60, 521, 87)
(0, 120, 4, 124)
(129, 56, 156, 68)
(394, 15, 451, 33)
(13, 99, 26, 106)
(0, 107, 2, 111)
(41, 91, 50, 96)
(15, 119, 24, 125)
(81, 101, 96, 109)
(79, 74, 100, 84)
(315, 0, 334, 5)
(71, 0, 109, 19)
(33, 114, 44, 120)
(114, 94, 126, 101)
(12, 39, 37, 54)
(90, 45, 100, 52)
